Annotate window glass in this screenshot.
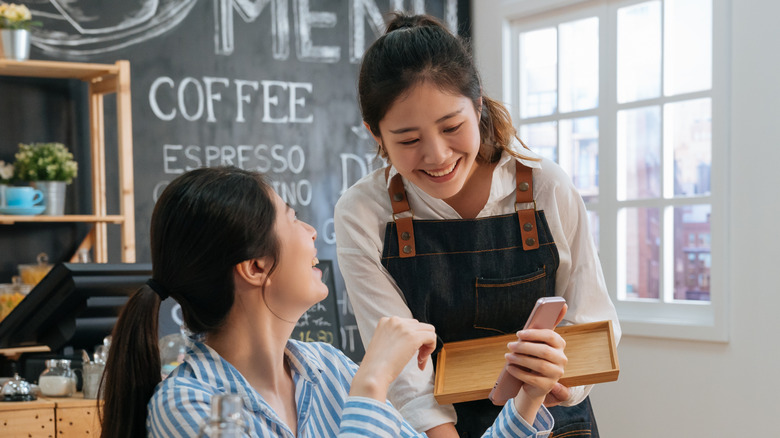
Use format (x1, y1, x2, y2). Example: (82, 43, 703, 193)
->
(560, 117, 599, 201)
(617, 106, 661, 200)
(664, 0, 712, 95)
(520, 122, 557, 161)
(520, 27, 557, 117)
(673, 204, 711, 301)
(665, 98, 712, 197)
(559, 17, 599, 112)
(620, 207, 661, 300)
(617, 1, 661, 103)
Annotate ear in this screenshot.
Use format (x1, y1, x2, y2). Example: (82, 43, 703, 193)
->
(477, 96, 483, 120)
(363, 121, 382, 146)
(234, 257, 271, 288)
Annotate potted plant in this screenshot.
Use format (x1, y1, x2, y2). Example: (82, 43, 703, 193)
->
(13, 142, 78, 215)
(0, 159, 12, 208)
(0, 2, 41, 61)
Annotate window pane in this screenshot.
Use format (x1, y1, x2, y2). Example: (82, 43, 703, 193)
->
(617, 106, 661, 200)
(620, 207, 661, 300)
(520, 122, 557, 161)
(673, 204, 711, 301)
(665, 98, 711, 197)
(520, 28, 557, 118)
(560, 117, 599, 202)
(664, 0, 712, 95)
(617, 1, 661, 103)
(559, 17, 599, 113)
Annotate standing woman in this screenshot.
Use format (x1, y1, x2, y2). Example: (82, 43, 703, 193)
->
(99, 166, 566, 437)
(334, 13, 621, 438)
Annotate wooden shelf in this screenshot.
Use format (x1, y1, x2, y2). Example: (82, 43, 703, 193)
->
(0, 215, 125, 225)
(0, 345, 50, 360)
(0, 59, 136, 263)
(0, 59, 119, 81)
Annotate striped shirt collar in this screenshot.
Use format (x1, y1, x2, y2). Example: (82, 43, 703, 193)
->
(182, 340, 326, 414)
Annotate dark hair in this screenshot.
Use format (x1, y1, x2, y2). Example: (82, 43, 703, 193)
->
(100, 167, 280, 438)
(358, 12, 533, 163)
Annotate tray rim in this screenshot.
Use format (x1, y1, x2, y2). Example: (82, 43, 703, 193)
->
(433, 320, 619, 404)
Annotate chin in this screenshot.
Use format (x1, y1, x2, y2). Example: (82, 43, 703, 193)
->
(315, 284, 329, 299)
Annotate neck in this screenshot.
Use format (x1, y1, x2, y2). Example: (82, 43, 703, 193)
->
(444, 158, 497, 218)
(205, 297, 296, 394)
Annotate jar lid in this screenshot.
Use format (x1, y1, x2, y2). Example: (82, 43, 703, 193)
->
(45, 358, 71, 368)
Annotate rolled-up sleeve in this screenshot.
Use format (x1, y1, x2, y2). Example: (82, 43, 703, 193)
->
(334, 174, 457, 432)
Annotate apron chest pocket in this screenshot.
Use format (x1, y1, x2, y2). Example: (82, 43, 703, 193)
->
(473, 267, 549, 334)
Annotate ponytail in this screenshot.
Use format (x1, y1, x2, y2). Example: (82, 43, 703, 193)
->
(478, 95, 537, 163)
(100, 285, 162, 438)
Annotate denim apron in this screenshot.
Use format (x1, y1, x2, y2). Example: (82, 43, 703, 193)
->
(380, 161, 598, 437)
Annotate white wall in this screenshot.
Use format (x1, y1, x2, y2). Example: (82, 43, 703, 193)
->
(473, 1, 780, 435)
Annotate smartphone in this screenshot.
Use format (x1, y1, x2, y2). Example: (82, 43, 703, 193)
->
(488, 296, 566, 405)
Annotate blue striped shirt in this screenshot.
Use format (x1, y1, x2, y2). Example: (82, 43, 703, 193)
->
(147, 340, 553, 437)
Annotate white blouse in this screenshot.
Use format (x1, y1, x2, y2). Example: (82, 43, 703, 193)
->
(334, 148, 621, 433)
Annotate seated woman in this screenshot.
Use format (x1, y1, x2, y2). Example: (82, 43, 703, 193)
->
(99, 166, 567, 438)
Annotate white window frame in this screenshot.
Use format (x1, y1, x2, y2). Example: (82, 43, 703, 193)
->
(500, 0, 730, 342)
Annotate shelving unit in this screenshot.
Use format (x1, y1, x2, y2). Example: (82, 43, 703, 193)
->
(0, 59, 135, 263)
(0, 393, 102, 436)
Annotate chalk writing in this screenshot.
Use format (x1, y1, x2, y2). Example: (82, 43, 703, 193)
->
(162, 143, 307, 174)
(149, 76, 313, 124)
(340, 324, 360, 352)
(340, 152, 384, 195)
(216, 0, 458, 60)
(321, 218, 336, 245)
(292, 260, 341, 348)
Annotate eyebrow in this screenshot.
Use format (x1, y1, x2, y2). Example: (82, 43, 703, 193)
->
(388, 107, 465, 134)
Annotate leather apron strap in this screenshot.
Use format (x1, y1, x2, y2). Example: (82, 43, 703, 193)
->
(387, 170, 416, 258)
(386, 161, 539, 257)
(516, 163, 540, 250)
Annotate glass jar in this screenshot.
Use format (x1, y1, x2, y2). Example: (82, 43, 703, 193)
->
(0, 276, 32, 322)
(17, 252, 52, 286)
(197, 394, 250, 437)
(38, 359, 77, 397)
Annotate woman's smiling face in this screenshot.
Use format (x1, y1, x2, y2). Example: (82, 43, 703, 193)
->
(263, 190, 329, 317)
(373, 81, 482, 201)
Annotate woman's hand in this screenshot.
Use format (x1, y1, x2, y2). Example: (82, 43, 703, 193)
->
(349, 316, 437, 401)
(507, 328, 567, 423)
(543, 382, 571, 407)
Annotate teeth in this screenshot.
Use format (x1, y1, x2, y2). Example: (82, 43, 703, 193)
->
(424, 161, 456, 177)
(312, 257, 319, 267)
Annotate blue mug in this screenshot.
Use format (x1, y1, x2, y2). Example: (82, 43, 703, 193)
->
(6, 187, 45, 208)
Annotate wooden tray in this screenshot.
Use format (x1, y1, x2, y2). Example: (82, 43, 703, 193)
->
(433, 320, 619, 405)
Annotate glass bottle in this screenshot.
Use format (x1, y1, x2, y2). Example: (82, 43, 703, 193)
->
(197, 394, 250, 437)
(38, 359, 76, 397)
(76, 248, 92, 263)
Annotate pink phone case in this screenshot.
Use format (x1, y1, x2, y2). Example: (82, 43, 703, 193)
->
(487, 297, 566, 405)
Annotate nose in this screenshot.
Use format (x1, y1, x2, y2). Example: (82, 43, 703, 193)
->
(423, 134, 451, 164)
(305, 220, 317, 241)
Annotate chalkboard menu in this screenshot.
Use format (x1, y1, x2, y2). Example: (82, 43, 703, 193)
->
(0, 1, 470, 361)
